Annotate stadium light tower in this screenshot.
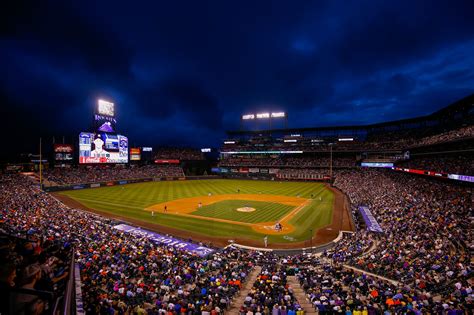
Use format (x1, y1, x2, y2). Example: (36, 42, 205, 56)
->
(39, 137, 42, 189)
(241, 112, 287, 131)
(328, 143, 334, 184)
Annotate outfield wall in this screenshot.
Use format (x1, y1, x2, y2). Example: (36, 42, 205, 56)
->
(230, 230, 354, 255)
(42, 175, 221, 192)
(42, 173, 329, 192)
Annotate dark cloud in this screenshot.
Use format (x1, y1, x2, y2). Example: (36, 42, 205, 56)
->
(1, 0, 474, 159)
(153, 79, 221, 128)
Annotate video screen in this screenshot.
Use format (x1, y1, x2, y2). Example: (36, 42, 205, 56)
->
(361, 162, 394, 168)
(79, 132, 128, 164)
(54, 144, 74, 161)
(130, 148, 141, 161)
(97, 100, 115, 117)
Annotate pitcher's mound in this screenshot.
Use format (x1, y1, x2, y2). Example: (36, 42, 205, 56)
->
(236, 207, 256, 212)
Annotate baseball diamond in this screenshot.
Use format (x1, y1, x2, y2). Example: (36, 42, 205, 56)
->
(56, 179, 351, 247)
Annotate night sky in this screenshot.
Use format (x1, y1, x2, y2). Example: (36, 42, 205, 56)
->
(1, 0, 474, 158)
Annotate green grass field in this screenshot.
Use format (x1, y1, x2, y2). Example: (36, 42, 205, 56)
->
(59, 179, 334, 244)
(191, 200, 294, 224)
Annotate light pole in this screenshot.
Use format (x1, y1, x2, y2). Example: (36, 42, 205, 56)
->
(39, 137, 43, 190)
(329, 143, 334, 185)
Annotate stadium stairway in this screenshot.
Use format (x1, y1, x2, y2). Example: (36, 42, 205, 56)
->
(287, 276, 318, 314)
(227, 266, 262, 315)
(342, 264, 400, 286)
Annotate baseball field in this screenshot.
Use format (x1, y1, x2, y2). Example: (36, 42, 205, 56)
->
(56, 179, 349, 248)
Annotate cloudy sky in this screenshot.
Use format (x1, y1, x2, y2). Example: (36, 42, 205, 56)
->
(1, 0, 474, 157)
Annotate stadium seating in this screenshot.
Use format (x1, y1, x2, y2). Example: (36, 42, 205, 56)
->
(396, 154, 474, 175)
(1, 155, 472, 313)
(154, 148, 205, 160)
(0, 174, 256, 314)
(221, 125, 474, 154)
(218, 156, 357, 168)
(42, 165, 185, 186)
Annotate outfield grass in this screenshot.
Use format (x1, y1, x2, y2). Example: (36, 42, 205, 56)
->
(59, 179, 334, 244)
(191, 200, 294, 223)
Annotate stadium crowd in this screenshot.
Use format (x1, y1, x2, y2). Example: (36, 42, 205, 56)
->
(43, 165, 185, 186)
(397, 155, 474, 175)
(276, 169, 329, 180)
(1, 165, 472, 314)
(154, 148, 205, 161)
(409, 125, 474, 148)
(326, 169, 473, 313)
(0, 228, 72, 314)
(222, 125, 474, 153)
(0, 174, 258, 314)
(218, 156, 356, 168)
(296, 260, 426, 314)
(240, 264, 301, 315)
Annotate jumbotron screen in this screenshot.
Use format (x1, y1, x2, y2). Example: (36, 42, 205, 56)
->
(79, 132, 128, 164)
(97, 100, 115, 116)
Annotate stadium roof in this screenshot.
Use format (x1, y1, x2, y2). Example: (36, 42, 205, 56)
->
(227, 94, 474, 136)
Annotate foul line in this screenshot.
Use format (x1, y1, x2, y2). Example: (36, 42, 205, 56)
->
(67, 194, 320, 235)
(279, 199, 312, 224)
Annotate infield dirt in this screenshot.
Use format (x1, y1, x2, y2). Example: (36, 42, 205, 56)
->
(54, 183, 353, 249)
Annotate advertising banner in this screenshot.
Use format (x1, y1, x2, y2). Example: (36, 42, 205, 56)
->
(114, 224, 214, 256)
(361, 162, 393, 168)
(54, 144, 74, 153)
(392, 167, 450, 178)
(448, 174, 474, 183)
(358, 206, 383, 233)
(130, 148, 141, 161)
(269, 168, 280, 174)
(154, 159, 180, 164)
(54, 144, 74, 161)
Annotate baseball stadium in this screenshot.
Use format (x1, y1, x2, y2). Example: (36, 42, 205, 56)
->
(2, 94, 472, 315)
(1, 3, 474, 315)
(55, 179, 349, 248)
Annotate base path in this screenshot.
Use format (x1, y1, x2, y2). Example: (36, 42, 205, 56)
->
(145, 194, 306, 213)
(145, 194, 309, 235)
(252, 199, 312, 235)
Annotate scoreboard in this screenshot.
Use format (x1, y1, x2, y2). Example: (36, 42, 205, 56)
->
(95, 99, 117, 133)
(79, 132, 128, 164)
